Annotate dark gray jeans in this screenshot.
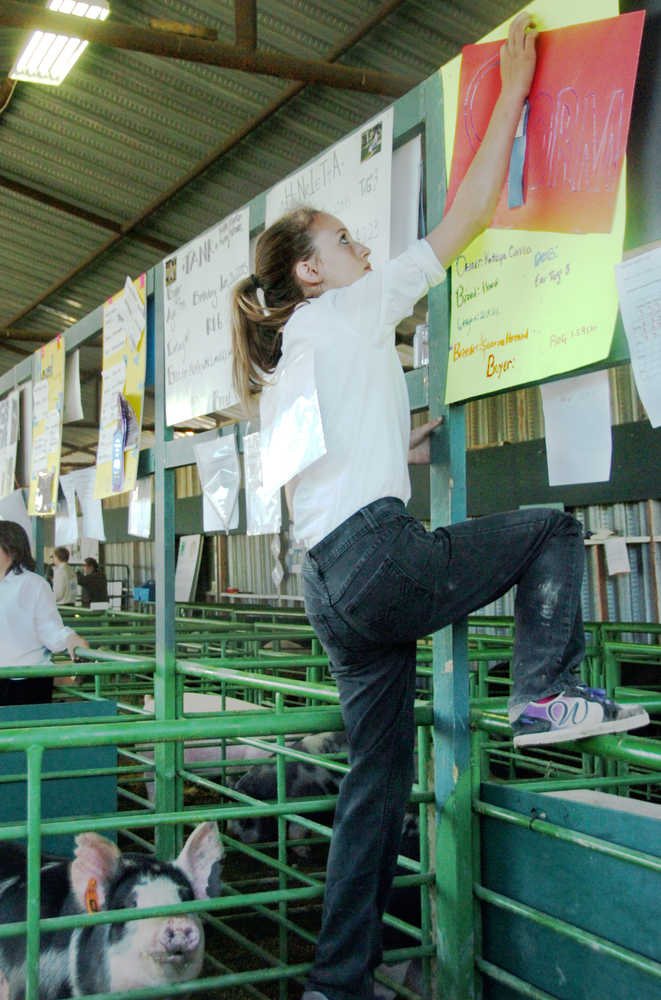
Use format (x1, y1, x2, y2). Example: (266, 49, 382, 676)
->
(302, 498, 585, 1000)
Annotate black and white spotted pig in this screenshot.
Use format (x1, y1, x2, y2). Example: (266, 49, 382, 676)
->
(227, 731, 347, 853)
(0, 821, 223, 1000)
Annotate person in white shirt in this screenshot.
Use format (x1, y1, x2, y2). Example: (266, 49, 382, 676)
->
(0, 521, 89, 706)
(230, 15, 647, 1000)
(52, 545, 76, 604)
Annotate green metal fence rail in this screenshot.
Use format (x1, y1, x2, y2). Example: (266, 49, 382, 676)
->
(0, 690, 435, 1000)
(470, 701, 661, 999)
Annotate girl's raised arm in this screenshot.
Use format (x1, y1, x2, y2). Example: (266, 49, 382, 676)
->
(426, 11, 538, 270)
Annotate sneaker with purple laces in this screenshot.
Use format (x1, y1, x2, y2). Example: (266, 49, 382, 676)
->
(512, 684, 649, 747)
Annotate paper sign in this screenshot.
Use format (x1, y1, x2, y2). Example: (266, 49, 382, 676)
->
(605, 536, 631, 576)
(122, 275, 146, 350)
(0, 488, 32, 536)
(244, 431, 281, 536)
(390, 136, 422, 258)
(541, 369, 612, 485)
(266, 108, 394, 271)
(128, 475, 152, 538)
(67, 466, 105, 539)
(63, 350, 84, 423)
(446, 12, 645, 234)
(28, 338, 65, 515)
(55, 474, 79, 546)
(614, 245, 661, 428)
(0, 390, 20, 500)
(163, 207, 250, 425)
(32, 379, 49, 422)
(442, 0, 630, 404)
(103, 296, 127, 359)
(202, 491, 239, 533)
(100, 361, 127, 425)
(95, 276, 147, 499)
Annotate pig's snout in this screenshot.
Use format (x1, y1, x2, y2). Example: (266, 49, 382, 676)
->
(157, 918, 201, 961)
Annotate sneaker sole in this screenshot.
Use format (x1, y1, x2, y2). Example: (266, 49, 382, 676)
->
(513, 709, 650, 747)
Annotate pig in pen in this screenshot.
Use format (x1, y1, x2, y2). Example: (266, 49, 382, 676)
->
(0, 821, 223, 1000)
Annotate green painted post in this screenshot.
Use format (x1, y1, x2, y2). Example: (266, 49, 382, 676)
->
(25, 744, 44, 1000)
(152, 265, 179, 859)
(424, 70, 475, 998)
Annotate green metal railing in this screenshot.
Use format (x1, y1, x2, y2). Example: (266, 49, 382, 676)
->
(0, 650, 436, 1000)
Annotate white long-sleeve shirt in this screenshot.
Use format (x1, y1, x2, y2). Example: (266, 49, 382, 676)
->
(275, 239, 446, 548)
(0, 568, 73, 667)
(52, 562, 76, 604)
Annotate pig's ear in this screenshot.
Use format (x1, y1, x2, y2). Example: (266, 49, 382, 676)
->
(70, 833, 122, 911)
(175, 821, 224, 899)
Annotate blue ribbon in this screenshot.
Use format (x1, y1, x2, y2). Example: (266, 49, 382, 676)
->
(508, 99, 529, 209)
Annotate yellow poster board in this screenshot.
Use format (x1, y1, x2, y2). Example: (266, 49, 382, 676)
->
(27, 337, 65, 516)
(441, 0, 624, 404)
(94, 275, 147, 500)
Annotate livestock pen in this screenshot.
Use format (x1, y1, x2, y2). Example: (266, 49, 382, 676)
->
(0, 612, 660, 998)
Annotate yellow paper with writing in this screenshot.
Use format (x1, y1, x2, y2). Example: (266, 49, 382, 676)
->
(441, 0, 624, 404)
(28, 336, 65, 515)
(94, 275, 147, 500)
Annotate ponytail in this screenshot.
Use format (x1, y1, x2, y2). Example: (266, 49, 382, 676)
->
(231, 206, 319, 411)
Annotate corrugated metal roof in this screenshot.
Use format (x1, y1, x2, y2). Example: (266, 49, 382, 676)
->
(0, 0, 521, 467)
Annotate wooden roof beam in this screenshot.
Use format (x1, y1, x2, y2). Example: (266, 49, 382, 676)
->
(2, 0, 412, 332)
(1, 1, 417, 96)
(235, 0, 257, 50)
(0, 175, 175, 254)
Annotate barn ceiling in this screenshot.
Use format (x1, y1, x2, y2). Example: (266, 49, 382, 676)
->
(0, 0, 521, 470)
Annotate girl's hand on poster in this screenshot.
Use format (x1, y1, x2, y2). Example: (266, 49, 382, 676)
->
(500, 12, 538, 105)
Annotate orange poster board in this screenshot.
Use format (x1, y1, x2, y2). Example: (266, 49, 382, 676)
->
(446, 12, 645, 234)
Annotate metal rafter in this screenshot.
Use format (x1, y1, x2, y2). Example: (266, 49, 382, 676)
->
(1, 0, 412, 336)
(1, 1, 417, 95)
(235, 0, 257, 50)
(0, 176, 176, 254)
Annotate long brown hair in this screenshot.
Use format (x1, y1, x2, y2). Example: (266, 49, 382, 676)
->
(0, 521, 36, 575)
(232, 206, 319, 411)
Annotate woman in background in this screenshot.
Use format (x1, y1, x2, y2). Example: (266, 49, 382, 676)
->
(0, 521, 88, 706)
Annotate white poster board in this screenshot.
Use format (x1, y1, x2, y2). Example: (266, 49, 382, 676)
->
(0, 488, 31, 536)
(390, 135, 422, 258)
(174, 534, 203, 603)
(614, 245, 661, 428)
(266, 107, 394, 269)
(0, 389, 20, 499)
(163, 207, 250, 425)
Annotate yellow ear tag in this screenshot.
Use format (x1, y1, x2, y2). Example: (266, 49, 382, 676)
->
(85, 877, 99, 913)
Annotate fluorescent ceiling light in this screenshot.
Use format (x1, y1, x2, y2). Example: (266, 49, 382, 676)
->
(9, 2, 109, 86)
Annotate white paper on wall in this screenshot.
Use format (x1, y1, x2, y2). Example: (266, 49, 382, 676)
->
(614, 245, 661, 428)
(390, 135, 422, 258)
(243, 431, 281, 536)
(541, 370, 612, 486)
(0, 488, 31, 537)
(605, 536, 631, 576)
(163, 207, 250, 425)
(64, 466, 105, 540)
(63, 350, 84, 423)
(128, 476, 153, 538)
(0, 389, 20, 499)
(202, 491, 239, 533)
(265, 107, 394, 270)
(194, 433, 241, 532)
(55, 475, 79, 546)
